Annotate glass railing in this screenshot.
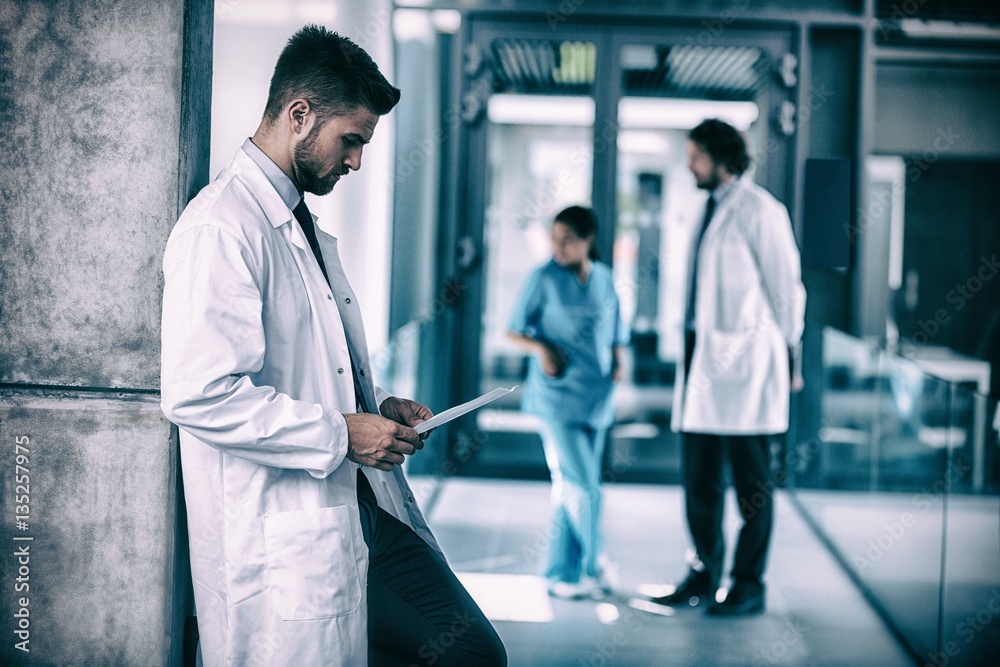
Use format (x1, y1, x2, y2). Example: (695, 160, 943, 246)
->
(789, 328, 999, 666)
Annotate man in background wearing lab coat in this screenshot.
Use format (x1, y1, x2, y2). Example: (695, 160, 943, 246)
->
(649, 119, 806, 616)
(161, 26, 505, 666)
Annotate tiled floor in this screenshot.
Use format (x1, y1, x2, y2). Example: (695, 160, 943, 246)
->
(421, 478, 915, 667)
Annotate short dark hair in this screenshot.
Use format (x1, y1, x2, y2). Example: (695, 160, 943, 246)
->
(554, 205, 600, 261)
(688, 119, 750, 176)
(263, 25, 400, 125)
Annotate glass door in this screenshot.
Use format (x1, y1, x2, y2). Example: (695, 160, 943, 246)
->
(448, 20, 797, 479)
(480, 96, 595, 393)
(608, 38, 780, 482)
(450, 22, 605, 476)
(474, 103, 596, 474)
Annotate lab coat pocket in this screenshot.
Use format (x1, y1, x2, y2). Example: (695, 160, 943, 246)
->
(263, 505, 363, 620)
(696, 329, 758, 382)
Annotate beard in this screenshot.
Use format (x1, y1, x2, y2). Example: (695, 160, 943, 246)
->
(695, 170, 721, 191)
(293, 126, 345, 196)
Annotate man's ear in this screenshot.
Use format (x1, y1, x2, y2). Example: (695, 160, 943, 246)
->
(287, 99, 313, 136)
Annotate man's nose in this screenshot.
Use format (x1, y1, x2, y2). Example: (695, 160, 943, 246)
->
(345, 147, 363, 171)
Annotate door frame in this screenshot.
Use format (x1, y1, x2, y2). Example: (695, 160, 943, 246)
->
(442, 14, 799, 476)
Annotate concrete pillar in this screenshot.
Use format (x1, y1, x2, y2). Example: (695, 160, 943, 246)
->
(0, 0, 213, 664)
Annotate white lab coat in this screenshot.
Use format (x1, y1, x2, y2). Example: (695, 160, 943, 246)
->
(671, 177, 806, 435)
(161, 147, 441, 666)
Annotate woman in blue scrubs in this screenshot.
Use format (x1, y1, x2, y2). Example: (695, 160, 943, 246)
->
(508, 206, 628, 599)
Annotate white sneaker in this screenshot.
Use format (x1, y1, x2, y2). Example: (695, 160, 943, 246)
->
(596, 556, 620, 594)
(547, 576, 606, 600)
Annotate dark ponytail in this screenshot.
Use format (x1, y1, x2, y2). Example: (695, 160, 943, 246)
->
(554, 205, 600, 261)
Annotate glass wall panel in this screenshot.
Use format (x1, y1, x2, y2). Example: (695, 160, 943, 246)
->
(795, 328, 881, 489)
(480, 97, 595, 395)
(940, 386, 1000, 667)
(796, 331, 944, 659)
(792, 328, 1000, 665)
(866, 353, 952, 660)
(472, 93, 595, 475)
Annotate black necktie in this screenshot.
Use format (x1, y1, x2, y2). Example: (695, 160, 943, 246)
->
(685, 195, 716, 330)
(292, 199, 373, 414)
(292, 199, 330, 284)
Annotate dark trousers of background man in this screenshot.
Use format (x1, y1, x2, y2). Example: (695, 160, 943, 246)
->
(681, 331, 774, 590)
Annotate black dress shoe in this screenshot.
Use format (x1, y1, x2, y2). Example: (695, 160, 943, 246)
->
(648, 569, 717, 607)
(706, 582, 765, 616)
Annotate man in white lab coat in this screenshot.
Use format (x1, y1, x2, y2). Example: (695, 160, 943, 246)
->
(161, 26, 505, 666)
(651, 119, 806, 616)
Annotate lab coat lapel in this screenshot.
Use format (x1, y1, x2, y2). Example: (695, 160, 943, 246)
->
(316, 232, 379, 414)
(233, 150, 302, 241)
(233, 148, 323, 286)
(234, 150, 364, 411)
(699, 178, 745, 251)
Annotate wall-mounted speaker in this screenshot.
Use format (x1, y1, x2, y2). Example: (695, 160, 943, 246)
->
(802, 158, 851, 269)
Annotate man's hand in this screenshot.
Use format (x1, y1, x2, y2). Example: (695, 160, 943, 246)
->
(379, 397, 435, 440)
(789, 345, 804, 393)
(344, 413, 422, 471)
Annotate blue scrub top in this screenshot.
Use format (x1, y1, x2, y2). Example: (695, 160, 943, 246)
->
(509, 259, 628, 428)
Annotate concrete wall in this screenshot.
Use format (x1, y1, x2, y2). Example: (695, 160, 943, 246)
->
(0, 0, 212, 664)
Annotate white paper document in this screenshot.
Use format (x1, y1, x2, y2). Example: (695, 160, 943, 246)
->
(414, 386, 517, 434)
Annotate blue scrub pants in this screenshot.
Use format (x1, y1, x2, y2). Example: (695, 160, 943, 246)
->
(539, 420, 607, 583)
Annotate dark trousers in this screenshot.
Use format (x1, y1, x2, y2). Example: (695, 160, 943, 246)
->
(681, 432, 773, 588)
(682, 330, 774, 589)
(357, 471, 507, 667)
